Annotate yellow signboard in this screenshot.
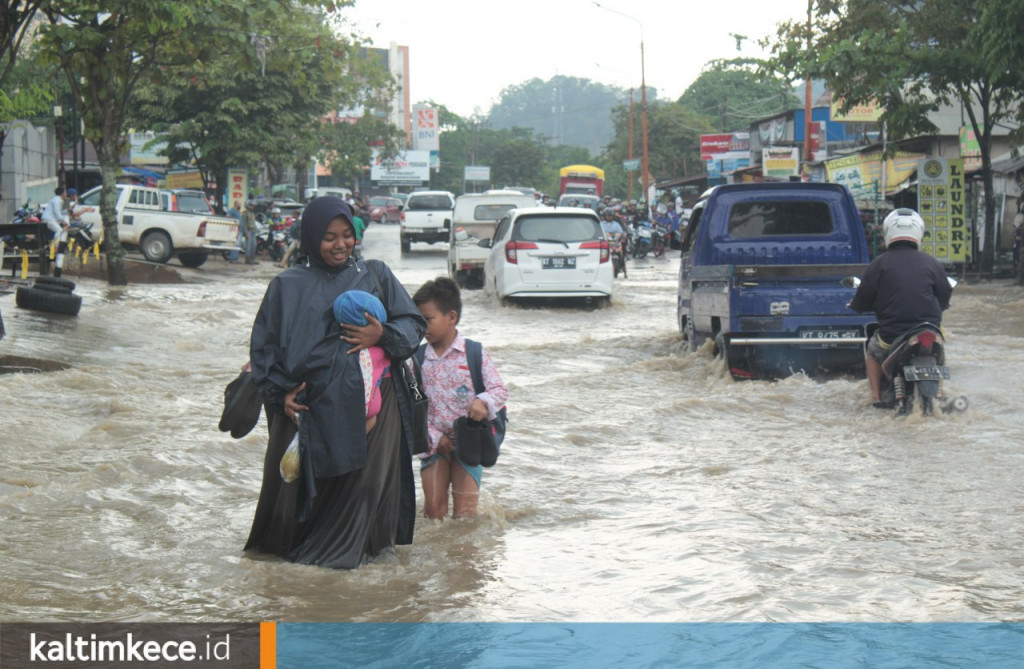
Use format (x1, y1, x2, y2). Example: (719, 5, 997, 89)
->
(166, 170, 205, 189)
(830, 96, 883, 123)
(917, 158, 969, 263)
(824, 151, 924, 202)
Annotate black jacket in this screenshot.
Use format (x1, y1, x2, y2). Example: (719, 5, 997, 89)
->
(249, 257, 426, 479)
(849, 243, 952, 342)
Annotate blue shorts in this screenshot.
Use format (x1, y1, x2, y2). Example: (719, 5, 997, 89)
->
(420, 452, 482, 488)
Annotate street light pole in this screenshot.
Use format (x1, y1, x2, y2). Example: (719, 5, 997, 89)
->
(593, 2, 648, 210)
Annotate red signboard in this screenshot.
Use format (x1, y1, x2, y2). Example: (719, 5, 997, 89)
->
(700, 133, 750, 161)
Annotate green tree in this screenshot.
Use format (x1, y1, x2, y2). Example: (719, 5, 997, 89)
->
(0, 0, 44, 86)
(768, 0, 1022, 274)
(130, 4, 386, 210)
(604, 101, 712, 199)
(678, 59, 798, 132)
(39, 0, 351, 285)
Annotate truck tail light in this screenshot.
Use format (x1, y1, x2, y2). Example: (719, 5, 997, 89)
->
(580, 240, 609, 263)
(505, 240, 538, 264)
(197, 220, 207, 238)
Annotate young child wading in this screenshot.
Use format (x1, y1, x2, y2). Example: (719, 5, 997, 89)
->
(413, 277, 509, 519)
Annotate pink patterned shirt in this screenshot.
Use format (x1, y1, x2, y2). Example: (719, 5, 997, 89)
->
(420, 333, 509, 456)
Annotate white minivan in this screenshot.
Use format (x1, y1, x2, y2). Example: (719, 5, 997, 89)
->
(481, 207, 613, 304)
(448, 190, 536, 289)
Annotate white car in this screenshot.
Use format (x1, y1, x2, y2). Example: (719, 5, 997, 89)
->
(481, 207, 613, 303)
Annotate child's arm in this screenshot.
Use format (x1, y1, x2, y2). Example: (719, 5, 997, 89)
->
(474, 348, 509, 420)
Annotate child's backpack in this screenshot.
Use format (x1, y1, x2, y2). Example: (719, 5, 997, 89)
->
(415, 339, 507, 447)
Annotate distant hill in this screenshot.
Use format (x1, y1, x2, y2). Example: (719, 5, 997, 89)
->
(487, 75, 646, 155)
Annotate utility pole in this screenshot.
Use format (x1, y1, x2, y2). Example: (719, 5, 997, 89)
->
(628, 88, 635, 202)
(803, 0, 814, 165)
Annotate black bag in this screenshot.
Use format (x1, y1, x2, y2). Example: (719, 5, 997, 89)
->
(403, 357, 430, 455)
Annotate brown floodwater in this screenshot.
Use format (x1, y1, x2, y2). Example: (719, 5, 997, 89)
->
(1, 224, 1021, 623)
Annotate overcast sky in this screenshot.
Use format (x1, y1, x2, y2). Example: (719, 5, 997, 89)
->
(341, 0, 812, 117)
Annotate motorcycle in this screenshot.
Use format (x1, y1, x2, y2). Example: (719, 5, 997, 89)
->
(651, 220, 670, 258)
(845, 276, 968, 416)
(632, 221, 653, 259)
(609, 233, 628, 279)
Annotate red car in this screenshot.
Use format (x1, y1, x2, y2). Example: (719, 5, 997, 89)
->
(368, 196, 403, 223)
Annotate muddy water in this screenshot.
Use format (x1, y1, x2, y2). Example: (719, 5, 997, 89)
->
(1, 224, 1021, 623)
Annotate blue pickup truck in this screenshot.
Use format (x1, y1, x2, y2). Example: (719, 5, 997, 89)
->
(676, 182, 876, 379)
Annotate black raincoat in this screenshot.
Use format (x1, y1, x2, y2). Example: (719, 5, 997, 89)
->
(247, 198, 426, 556)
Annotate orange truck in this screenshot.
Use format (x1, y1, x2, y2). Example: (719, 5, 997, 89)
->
(559, 165, 604, 198)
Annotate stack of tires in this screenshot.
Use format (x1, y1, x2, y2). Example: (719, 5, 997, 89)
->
(16, 277, 82, 316)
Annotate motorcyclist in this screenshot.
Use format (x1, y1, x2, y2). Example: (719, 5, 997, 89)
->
(849, 208, 953, 408)
(278, 207, 303, 268)
(41, 186, 73, 277)
(601, 208, 627, 279)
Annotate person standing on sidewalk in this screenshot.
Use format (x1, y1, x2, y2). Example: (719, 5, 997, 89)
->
(242, 201, 259, 264)
(227, 200, 243, 263)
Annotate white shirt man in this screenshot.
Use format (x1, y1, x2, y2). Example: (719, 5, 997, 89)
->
(41, 189, 69, 237)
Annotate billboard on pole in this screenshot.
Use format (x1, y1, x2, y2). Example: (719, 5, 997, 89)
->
(371, 150, 430, 186)
(412, 107, 439, 152)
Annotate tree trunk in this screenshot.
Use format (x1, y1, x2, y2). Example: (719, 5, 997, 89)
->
(295, 157, 308, 200)
(96, 141, 127, 285)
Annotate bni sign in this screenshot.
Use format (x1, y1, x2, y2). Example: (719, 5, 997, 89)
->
(464, 166, 490, 182)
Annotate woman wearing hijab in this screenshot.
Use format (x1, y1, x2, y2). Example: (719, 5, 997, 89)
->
(245, 197, 426, 568)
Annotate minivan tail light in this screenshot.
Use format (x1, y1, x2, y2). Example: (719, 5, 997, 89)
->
(505, 240, 538, 264)
(580, 240, 609, 263)
(197, 220, 207, 238)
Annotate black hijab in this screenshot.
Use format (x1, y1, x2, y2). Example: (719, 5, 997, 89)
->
(301, 196, 354, 273)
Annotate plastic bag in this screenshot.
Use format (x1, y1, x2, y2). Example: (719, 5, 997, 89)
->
(279, 413, 302, 483)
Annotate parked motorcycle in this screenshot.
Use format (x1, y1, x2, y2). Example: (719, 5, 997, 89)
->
(844, 276, 968, 416)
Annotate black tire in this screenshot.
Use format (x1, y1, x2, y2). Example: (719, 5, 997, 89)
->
(32, 282, 73, 295)
(178, 252, 208, 268)
(34, 276, 76, 291)
(269, 245, 284, 262)
(16, 285, 82, 316)
(141, 231, 173, 263)
(400, 236, 411, 254)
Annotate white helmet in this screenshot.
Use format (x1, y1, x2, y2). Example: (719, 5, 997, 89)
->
(882, 208, 925, 247)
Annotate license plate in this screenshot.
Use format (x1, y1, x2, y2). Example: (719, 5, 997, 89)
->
(799, 328, 860, 340)
(436, 227, 447, 233)
(638, 228, 652, 238)
(903, 365, 950, 381)
(541, 256, 576, 269)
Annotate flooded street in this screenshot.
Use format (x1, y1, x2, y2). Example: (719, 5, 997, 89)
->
(1, 223, 1022, 624)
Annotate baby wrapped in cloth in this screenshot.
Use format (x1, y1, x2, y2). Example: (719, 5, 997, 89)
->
(333, 290, 390, 433)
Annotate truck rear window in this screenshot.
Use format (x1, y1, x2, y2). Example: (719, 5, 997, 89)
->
(406, 195, 453, 211)
(727, 201, 833, 237)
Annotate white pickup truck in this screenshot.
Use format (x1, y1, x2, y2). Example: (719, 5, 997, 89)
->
(448, 190, 536, 288)
(400, 190, 455, 254)
(75, 184, 239, 267)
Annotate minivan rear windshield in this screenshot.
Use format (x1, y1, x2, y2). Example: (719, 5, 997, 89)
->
(727, 201, 834, 237)
(406, 195, 453, 210)
(513, 215, 602, 243)
(474, 204, 516, 221)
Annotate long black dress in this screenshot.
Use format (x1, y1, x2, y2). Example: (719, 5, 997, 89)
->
(244, 241, 425, 567)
